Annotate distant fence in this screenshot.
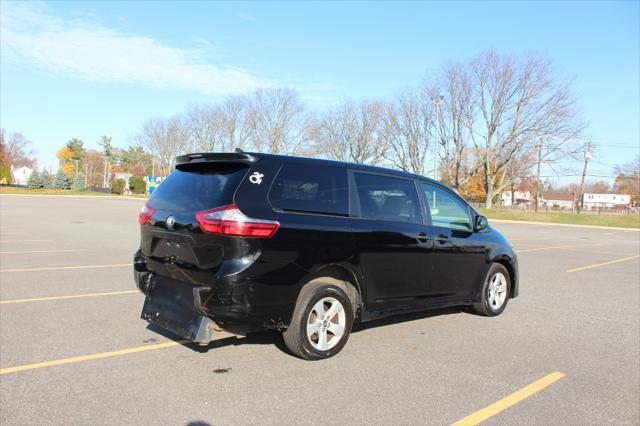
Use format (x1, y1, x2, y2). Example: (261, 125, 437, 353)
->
(470, 202, 639, 215)
(1, 184, 111, 193)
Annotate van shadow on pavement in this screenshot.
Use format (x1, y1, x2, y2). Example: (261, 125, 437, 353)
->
(146, 306, 466, 357)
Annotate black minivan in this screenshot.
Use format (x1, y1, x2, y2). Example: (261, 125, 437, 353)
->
(134, 152, 518, 360)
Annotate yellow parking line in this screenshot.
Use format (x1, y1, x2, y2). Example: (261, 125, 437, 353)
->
(518, 245, 571, 253)
(561, 247, 635, 257)
(0, 249, 89, 254)
(0, 239, 53, 243)
(451, 371, 565, 426)
(567, 255, 640, 273)
(1, 290, 138, 304)
(518, 242, 607, 253)
(0, 263, 129, 273)
(0, 340, 188, 375)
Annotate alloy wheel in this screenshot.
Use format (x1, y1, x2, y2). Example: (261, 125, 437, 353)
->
(306, 297, 346, 351)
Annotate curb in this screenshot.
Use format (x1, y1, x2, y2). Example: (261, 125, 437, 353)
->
(489, 219, 640, 232)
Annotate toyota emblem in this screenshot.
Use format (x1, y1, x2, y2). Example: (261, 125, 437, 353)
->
(166, 216, 176, 230)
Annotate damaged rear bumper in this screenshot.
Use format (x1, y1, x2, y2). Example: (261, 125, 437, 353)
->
(133, 249, 299, 337)
(135, 263, 217, 345)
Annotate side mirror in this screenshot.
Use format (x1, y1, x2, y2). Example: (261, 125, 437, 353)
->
(475, 215, 488, 232)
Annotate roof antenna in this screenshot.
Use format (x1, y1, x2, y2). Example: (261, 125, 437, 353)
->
(234, 147, 245, 153)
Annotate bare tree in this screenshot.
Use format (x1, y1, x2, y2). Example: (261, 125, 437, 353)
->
(314, 100, 386, 165)
(380, 90, 433, 174)
(502, 151, 536, 205)
(431, 64, 478, 190)
(134, 116, 189, 176)
(216, 95, 254, 152)
(249, 88, 312, 155)
(189, 96, 255, 153)
(188, 105, 222, 151)
(531, 137, 586, 210)
(0, 129, 37, 168)
(84, 149, 106, 188)
(463, 51, 583, 208)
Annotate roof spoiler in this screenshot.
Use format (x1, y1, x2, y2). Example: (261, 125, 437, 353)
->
(175, 152, 260, 167)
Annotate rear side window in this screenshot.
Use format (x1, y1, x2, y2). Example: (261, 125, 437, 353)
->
(149, 163, 247, 212)
(353, 172, 421, 223)
(269, 163, 349, 216)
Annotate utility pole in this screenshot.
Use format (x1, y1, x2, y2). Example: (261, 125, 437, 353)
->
(74, 159, 79, 178)
(84, 163, 88, 190)
(535, 140, 543, 213)
(577, 142, 592, 214)
(103, 161, 108, 188)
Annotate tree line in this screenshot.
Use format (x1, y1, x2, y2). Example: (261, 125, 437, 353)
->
(133, 50, 589, 208)
(1, 50, 638, 206)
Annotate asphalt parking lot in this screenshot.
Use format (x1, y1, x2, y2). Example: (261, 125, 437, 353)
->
(1, 194, 639, 425)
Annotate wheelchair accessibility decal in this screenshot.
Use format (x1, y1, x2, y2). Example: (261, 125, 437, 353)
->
(249, 172, 264, 185)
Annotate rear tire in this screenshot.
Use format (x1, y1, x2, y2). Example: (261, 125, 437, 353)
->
(283, 281, 354, 360)
(473, 263, 511, 317)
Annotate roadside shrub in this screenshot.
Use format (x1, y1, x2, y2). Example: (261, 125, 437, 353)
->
(111, 178, 126, 195)
(129, 176, 146, 194)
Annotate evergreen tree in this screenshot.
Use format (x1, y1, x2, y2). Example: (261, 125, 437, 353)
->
(71, 173, 86, 191)
(53, 170, 71, 189)
(27, 170, 43, 188)
(41, 170, 54, 189)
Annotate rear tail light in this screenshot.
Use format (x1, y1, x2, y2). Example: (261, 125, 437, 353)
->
(139, 203, 155, 225)
(195, 204, 279, 238)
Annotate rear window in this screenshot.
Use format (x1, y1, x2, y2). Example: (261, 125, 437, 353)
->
(269, 163, 349, 216)
(149, 163, 247, 212)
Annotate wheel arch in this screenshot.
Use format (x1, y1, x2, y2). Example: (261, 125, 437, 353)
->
(492, 255, 518, 298)
(299, 264, 363, 320)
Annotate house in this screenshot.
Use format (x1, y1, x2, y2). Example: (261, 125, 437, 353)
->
(500, 191, 532, 207)
(114, 172, 133, 185)
(541, 191, 575, 210)
(11, 166, 33, 186)
(582, 193, 631, 210)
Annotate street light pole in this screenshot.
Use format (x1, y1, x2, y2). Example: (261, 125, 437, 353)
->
(432, 95, 444, 181)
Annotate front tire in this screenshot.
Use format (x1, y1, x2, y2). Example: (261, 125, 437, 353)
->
(283, 282, 354, 360)
(473, 263, 511, 316)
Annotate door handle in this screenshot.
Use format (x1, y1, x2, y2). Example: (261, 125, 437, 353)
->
(416, 232, 430, 243)
(435, 234, 449, 243)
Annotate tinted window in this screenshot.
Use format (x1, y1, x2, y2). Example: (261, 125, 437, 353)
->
(269, 163, 348, 216)
(354, 173, 421, 223)
(149, 163, 247, 212)
(420, 183, 472, 231)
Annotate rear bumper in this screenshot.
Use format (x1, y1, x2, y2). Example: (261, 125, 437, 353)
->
(133, 250, 297, 335)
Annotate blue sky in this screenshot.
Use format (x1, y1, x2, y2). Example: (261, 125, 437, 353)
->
(1, 0, 638, 184)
